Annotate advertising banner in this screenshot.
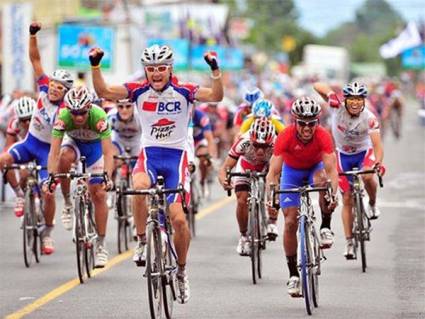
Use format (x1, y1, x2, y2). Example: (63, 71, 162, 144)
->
(1, 3, 33, 94)
(190, 45, 244, 71)
(401, 45, 425, 70)
(57, 24, 115, 70)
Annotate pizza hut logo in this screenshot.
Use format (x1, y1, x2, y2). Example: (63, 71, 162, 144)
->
(150, 118, 176, 140)
(53, 119, 66, 131)
(96, 119, 109, 133)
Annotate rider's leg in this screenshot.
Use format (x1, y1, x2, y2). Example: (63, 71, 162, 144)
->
(169, 202, 191, 267)
(58, 146, 77, 206)
(0, 152, 21, 193)
(235, 187, 249, 235)
(283, 206, 300, 292)
(89, 183, 108, 237)
(362, 169, 377, 206)
(132, 172, 151, 241)
(341, 191, 353, 238)
(313, 168, 333, 228)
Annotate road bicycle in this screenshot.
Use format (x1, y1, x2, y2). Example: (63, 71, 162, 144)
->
(118, 176, 187, 319)
(187, 165, 201, 238)
(226, 169, 268, 285)
(271, 182, 332, 315)
(4, 162, 45, 268)
(51, 157, 107, 284)
(113, 150, 138, 253)
(339, 167, 383, 273)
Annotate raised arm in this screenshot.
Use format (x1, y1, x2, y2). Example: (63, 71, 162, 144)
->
(195, 52, 224, 102)
(313, 82, 341, 107)
(28, 22, 44, 79)
(89, 48, 128, 101)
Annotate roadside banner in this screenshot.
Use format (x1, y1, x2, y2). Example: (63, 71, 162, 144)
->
(191, 45, 244, 71)
(401, 45, 425, 70)
(57, 24, 115, 70)
(1, 3, 33, 94)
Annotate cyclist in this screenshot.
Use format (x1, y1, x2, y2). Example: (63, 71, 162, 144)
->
(233, 87, 263, 135)
(192, 107, 218, 198)
(314, 81, 385, 259)
(239, 99, 285, 136)
(4, 97, 35, 150)
(47, 86, 115, 268)
(266, 97, 338, 297)
(0, 22, 73, 255)
(218, 118, 278, 255)
(89, 44, 223, 303)
(3, 97, 35, 192)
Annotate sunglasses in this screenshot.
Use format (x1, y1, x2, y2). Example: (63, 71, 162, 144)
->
(117, 104, 133, 110)
(19, 118, 31, 124)
(49, 81, 66, 92)
(296, 119, 318, 128)
(70, 109, 89, 116)
(145, 65, 169, 73)
(252, 142, 270, 149)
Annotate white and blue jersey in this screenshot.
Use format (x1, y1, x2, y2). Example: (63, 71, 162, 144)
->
(192, 108, 212, 146)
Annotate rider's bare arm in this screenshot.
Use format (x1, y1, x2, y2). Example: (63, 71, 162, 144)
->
(91, 67, 128, 101)
(101, 137, 115, 179)
(29, 25, 44, 79)
(47, 136, 62, 174)
(4, 134, 17, 151)
(322, 152, 339, 195)
(204, 131, 218, 159)
(266, 154, 283, 189)
(218, 156, 237, 188)
(195, 72, 224, 102)
(369, 131, 384, 165)
(313, 82, 333, 101)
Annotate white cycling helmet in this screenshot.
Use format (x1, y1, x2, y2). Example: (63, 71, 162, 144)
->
(249, 117, 275, 145)
(141, 44, 174, 66)
(291, 97, 321, 118)
(343, 81, 368, 98)
(50, 69, 74, 89)
(14, 96, 36, 119)
(64, 86, 92, 111)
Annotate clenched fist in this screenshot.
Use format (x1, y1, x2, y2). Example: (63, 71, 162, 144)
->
(89, 47, 104, 67)
(29, 22, 41, 35)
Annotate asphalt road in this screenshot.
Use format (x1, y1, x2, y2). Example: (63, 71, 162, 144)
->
(1, 100, 424, 319)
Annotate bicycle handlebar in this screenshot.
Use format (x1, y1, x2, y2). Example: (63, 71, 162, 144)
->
(225, 168, 266, 197)
(117, 187, 184, 196)
(3, 164, 47, 172)
(113, 154, 139, 161)
(339, 168, 384, 188)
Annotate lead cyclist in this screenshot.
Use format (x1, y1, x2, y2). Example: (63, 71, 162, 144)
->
(89, 44, 223, 304)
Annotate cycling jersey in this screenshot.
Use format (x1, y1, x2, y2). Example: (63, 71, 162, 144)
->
(124, 78, 198, 150)
(6, 117, 27, 140)
(29, 75, 64, 143)
(330, 104, 379, 154)
(192, 108, 212, 145)
(108, 107, 142, 156)
(274, 125, 334, 169)
(52, 105, 111, 142)
(239, 114, 285, 134)
(52, 105, 112, 184)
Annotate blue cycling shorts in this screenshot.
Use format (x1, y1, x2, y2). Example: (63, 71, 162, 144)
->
(8, 133, 50, 181)
(279, 162, 324, 209)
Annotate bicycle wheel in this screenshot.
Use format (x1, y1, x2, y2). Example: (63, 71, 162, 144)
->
(85, 202, 95, 278)
(75, 197, 86, 284)
(310, 226, 320, 308)
(259, 202, 267, 250)
(34, 198, 43, 264)
(146, 222, 163, 319)
(299, 215, 313, 315)
(117, 183, 129, 253)
(249, 200, 259, 285)
(23, 190, 35, 268)
(187, 181, 198, 238)
(355, 194, 367, 272)
(162, 231, 176, 319)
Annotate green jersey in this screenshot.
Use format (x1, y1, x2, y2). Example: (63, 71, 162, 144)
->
(52, 105, 111, 142)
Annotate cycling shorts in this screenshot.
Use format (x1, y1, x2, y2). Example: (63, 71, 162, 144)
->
(279, 162, 324, 209)
(233, 158, 266, 189)
(8, 133, 50, 182)
(337, 148, 375, 193)
(112, 137, 141, 157)
(62, 136, 104, 184)
(133, 147, 190, 204)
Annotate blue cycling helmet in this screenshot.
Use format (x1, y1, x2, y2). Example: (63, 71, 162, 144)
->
(244, 87, 263, 105)
(252, 99, 273, 118)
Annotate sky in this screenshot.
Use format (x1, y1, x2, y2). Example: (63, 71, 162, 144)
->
(296, 0, 425, 36)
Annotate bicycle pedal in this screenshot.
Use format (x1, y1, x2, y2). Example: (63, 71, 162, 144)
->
(267, 233, 277, 241)
(134, 259, 146, 267)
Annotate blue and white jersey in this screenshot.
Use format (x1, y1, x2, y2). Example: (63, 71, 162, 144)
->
(107, 107, 142, 145)
(124, 77, 199, 150)
(192, 108, 212, 144)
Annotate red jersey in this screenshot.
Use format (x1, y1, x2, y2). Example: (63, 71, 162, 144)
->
(274, 125, 334, 169)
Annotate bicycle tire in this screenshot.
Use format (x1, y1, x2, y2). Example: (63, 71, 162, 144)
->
(146, 222, 163, 319)
(75, 197, 86, 284)
(355, 194, 367, 272)
(300, 215, 313, 315)
(117, 192, 128, 254)
(162, 231, 176, 319)
(22, 189, 35, 268)
(259, 202, 267, 250)
(34, 197, 42, 264)
(311, 226, 320, 308)
(249, 199, 259, 285)
(256, 203, 263, 279)
(85, 202, 95, 278)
